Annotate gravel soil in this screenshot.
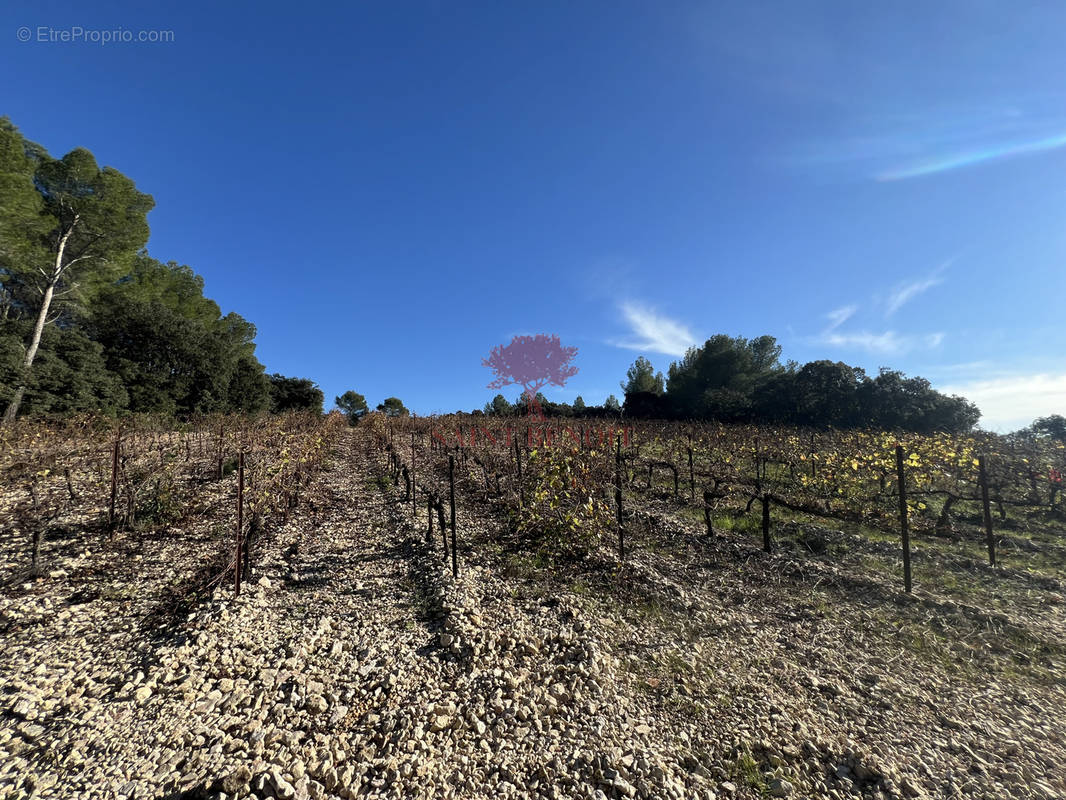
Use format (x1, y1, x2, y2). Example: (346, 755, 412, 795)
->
(1, 428, 1063, 800)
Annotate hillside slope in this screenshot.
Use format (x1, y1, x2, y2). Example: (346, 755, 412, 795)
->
(1, 428, 1063, 800)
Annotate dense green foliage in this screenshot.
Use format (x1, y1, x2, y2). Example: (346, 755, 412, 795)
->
(336, 391, 369, 424)
(0, 322, 126, 414)
(0, 116, 314, 420)
(617, 336, 980, 433)
(621, 356, 665, 396)
(664, 335, 782, 419)
(1028, 415, 1066, 442)
(377, 397, 409, 417)
(269, 375, 324, 415)
(483, 393, 514, 416)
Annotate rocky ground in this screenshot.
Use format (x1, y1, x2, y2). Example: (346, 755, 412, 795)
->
(1, 429, 1063, 799)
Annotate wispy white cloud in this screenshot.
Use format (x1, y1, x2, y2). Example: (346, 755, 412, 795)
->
(885, 260, 952, 316)
(783, 96, 1066, 182)
(821, 330, 906, 355)
(815, 270, 948, 354)
(939, 372, 1066, 432)
(610, 303, 697, 357)
(824, 304, 857, 331)
(819, 329, 946, 355)
(877, 132, 1066, 181)
(886, 276, 941, 315)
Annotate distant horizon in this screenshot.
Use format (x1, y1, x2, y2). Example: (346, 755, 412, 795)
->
(315, 344, 1043, 435)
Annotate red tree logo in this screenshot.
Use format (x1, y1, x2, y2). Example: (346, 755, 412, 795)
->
(482, 334, 578, 419)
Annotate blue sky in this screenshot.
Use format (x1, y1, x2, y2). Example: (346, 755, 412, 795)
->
(3, 1, 1064, 430)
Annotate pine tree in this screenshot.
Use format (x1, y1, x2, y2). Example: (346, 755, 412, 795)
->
(2, 142, 153, 422)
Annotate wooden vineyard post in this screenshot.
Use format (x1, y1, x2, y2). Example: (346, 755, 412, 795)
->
(282, 465, 291, 523)
(688, 445, 695, 503)
(235, 451, 245, 597)
(438, 501, 449, 562)
(978, 455, 996, 567)
(217, 422, 225, 480)
(615, 434, 624, 561)
(411, 431, 417, 519)
(761, 493, 772, 553)
(108, 430, 121, 536)
(515, 435, 523, 508)
(895, 444, 912, 593)
(449, 455, 458, 578)
(28, 485, 42, 573)
(31, 526, 43, 575)
(427, 495, 434, 544)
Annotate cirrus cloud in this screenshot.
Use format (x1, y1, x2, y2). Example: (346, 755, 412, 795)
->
(610, 302, 698, 357)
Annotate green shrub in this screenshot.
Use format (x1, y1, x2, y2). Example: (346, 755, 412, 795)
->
(136, 471, 183, 526)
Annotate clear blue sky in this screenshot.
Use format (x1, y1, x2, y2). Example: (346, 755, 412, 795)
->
(4, 1, 1064, 430)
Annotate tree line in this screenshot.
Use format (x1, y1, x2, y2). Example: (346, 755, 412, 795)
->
(617, 336, 981, 433)
(0, 117, 321, 420)
(476, 335, 985, 434)
(334, 391, 410, 424)
(479, 392, 621, 419)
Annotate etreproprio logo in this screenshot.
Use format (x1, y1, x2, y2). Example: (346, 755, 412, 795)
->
(482, 333, 578, 421)
(430, 333, 631, 449)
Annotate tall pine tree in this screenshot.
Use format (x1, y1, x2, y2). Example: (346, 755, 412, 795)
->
(2, 139, 153, 422)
